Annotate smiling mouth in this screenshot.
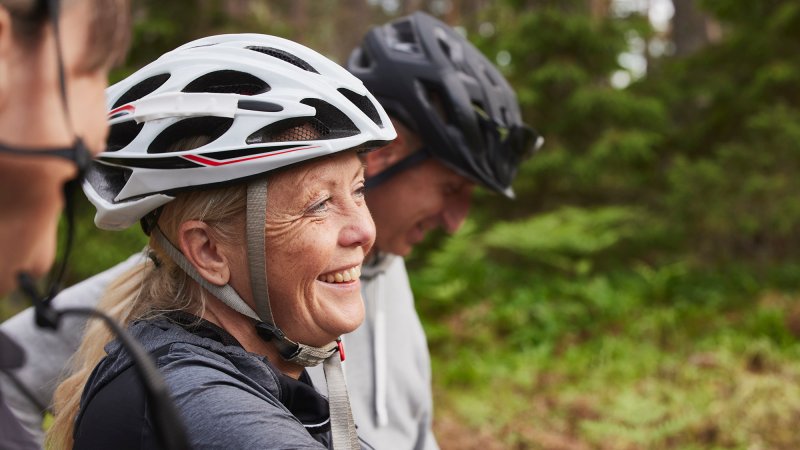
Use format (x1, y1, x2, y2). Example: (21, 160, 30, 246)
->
(317, 265, 361, 284)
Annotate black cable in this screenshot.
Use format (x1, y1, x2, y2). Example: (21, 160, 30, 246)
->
(45, 304, 190, 450)
(19, 277, 191, 450)
(9, 1, 191, 448)
(15, 174, 191, 450)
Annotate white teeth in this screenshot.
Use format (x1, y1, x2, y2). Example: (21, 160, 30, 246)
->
(319, 266, 361, 283)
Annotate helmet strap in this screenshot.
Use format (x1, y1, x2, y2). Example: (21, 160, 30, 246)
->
(247, 179, 325, 362)
(245, 178, 360, 449)
(364, 148, 428, 191)
(324, 348, 361, 448)
(245, 179, 272, 326)
(151, 228, 262, 320)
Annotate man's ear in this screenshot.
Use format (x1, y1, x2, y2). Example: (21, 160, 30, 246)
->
(177, 220, 231, 286)
(364, 133, 409, 178)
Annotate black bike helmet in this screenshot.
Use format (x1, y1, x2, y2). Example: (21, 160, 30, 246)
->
(348, 11, 543, 198)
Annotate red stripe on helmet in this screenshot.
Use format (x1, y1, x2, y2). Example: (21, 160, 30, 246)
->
(182, 145, 319, 167)
(108, 104, 135, 118)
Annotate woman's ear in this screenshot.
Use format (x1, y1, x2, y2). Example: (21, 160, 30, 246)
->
(177, 220, 231, 286)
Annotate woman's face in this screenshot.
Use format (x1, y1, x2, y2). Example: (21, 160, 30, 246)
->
(259, 151, 375, 347)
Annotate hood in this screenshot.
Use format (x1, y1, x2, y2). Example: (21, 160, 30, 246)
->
(77, 315, 282, 415)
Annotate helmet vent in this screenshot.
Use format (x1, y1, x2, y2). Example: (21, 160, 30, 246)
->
(483, 66, 499, 87)
(183, 70, 269, 96)
(337, 88, 383, 127)
(352, 47, 373, 70)
(421, 81, 454, 125)
(386, 19, 420, 54)
(148, 117, 234, 154)
(106, 121, 145, 152)
(301, 98, 360, 138)
(473, 101, 493, 151)
(246, 117, 329, 144)
(438, 37, 452, 60)
(434, 26, 464, 64)
(85, 162, 132, 203)
(112, 73, 170, 109)
(246, 46, 320, 74)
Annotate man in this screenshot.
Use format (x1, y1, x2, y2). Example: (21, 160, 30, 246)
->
(0, 0, 131, 297)
(0, 0, 130, 447)
(0, 11, 539, 449)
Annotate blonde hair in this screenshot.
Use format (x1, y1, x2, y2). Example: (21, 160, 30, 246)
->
(47, 183, 247, 449)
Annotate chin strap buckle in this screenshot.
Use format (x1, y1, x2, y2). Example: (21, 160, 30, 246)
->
(255, 322, 306, 362)
(254, 321, 286, 341)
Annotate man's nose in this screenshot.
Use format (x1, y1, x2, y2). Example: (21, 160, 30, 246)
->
(441, 189, 472, 233)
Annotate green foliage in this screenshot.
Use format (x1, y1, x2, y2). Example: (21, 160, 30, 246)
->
(408, 1, 800, 447)
(636, 0, 800, 262)
(415, 207, 648, 354)
(483, 206, 643, 269)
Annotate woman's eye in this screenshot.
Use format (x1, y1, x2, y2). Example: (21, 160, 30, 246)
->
(308, 198, 330, 214)
(354, 183, 366, 199)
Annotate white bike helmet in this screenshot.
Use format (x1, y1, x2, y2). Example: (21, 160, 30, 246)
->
(86, 33, 394, 230)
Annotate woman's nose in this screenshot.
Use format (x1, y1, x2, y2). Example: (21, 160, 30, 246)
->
(340, 204, 376, 250)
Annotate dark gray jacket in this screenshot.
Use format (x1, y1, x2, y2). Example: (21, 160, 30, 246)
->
(74, 313, 331, 449)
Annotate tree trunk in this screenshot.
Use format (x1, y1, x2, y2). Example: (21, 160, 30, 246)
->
(590, 0, 611, 20)
(672, 0, 712, 56)
(290, 0, 310, 43)
(223, 0, 250, 18)
(331, 0, 374, 63)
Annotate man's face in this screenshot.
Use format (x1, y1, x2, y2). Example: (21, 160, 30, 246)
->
(365, 156, 474, 257)
(0, 1, 111, 295)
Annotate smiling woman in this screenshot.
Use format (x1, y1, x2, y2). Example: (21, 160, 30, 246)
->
(46, 34, 395, 450)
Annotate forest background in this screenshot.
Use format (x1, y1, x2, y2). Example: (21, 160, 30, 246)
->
(4, 0, 800, 448)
